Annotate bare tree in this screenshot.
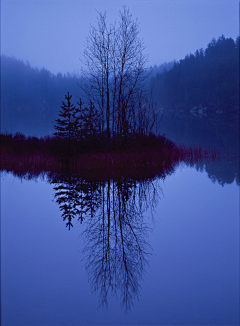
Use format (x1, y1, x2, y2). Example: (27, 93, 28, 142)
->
(81, 7, 149, 139)
(115, 7, 148, 135)
(82, 11, 114, 139)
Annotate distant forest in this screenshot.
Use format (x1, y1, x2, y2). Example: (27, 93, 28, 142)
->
(152, 35, 239, 112)
(1, 56, 84, 135)
(1, 35, 239, 136)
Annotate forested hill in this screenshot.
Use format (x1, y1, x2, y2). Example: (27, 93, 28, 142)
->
(152, 35, 239, 113)
(1, 55, 83, 135)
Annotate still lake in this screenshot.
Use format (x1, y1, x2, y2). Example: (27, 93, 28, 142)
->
(1, 159, 239, 325)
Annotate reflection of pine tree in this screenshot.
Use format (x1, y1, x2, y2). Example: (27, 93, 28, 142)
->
(51, 172, 102, 230)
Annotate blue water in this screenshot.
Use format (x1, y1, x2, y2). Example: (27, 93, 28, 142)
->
(1, 163, 239, 325)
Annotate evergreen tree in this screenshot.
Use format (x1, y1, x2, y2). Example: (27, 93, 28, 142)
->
(53, 92, 76, 142)
(72, 98, 100, 141)
(153, 35, 239, 112)
(81, 101, 99, 138)
(73, 97, 84, 141)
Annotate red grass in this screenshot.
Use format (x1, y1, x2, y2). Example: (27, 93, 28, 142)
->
(0, 133, 237, 180)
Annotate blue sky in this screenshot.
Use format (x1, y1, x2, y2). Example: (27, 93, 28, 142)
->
(1, 0, 239, 74)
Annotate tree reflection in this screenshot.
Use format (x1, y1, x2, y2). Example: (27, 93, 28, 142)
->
(51, 171, 102, 229)
(83, 178, 162, 311)
(50, 170, 164, 311)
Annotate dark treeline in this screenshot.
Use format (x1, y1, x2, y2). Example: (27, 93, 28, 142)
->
(1, 55, 84, 135)
(152, 35, 239, 112)
(149, 61, 175, 77)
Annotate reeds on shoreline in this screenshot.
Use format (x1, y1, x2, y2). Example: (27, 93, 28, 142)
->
(0, 132, 237, 180)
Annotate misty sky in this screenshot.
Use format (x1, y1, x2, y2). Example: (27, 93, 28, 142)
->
(1, 0, 239, 75)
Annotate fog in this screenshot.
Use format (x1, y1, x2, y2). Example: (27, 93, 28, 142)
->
(1, 0, 239, 75)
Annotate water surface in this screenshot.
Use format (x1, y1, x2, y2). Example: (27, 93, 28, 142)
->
(1, 162, 239, 325)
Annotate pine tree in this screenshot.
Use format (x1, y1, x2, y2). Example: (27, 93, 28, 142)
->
(53, 92, 76, 142)
(82, 101, 99, 138)
(73, 98, 85, 141)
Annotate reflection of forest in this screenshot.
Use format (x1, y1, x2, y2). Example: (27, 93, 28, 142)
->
(160, 112, 239, 152)
(50, 171, 163, 310)
(186, 160, 239, 187)
(159, 112, 239, 186)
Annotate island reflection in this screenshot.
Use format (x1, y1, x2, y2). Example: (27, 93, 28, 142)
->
(1, 151, 239, 311)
